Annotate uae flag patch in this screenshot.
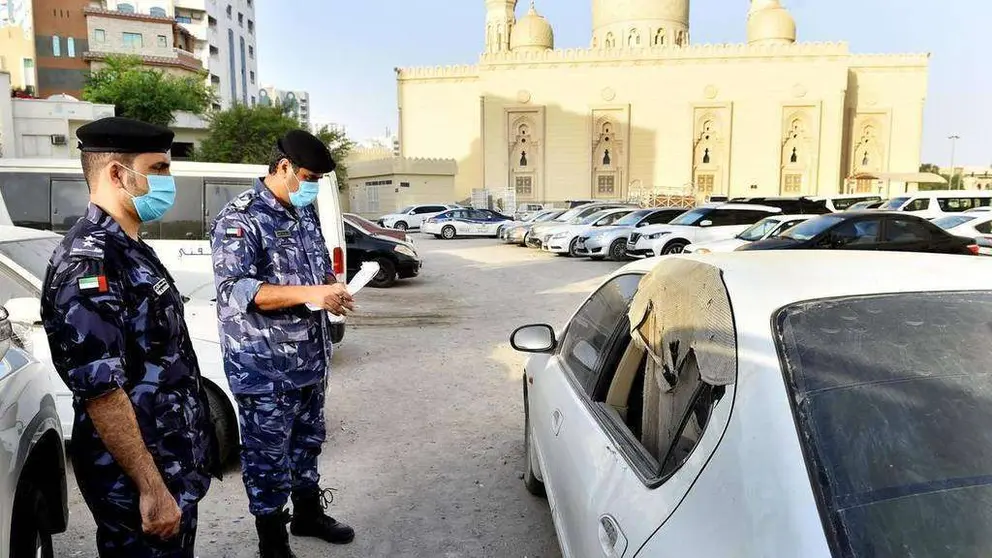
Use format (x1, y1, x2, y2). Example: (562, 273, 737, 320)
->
(78, 275, 108, 293)
(225, 227, 243, 238)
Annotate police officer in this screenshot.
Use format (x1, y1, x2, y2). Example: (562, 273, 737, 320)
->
(41, 117, 218, 557)
(211, 129, 355, 557)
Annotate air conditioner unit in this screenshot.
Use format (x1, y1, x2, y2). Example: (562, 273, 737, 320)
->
(50, 134, 67, 146)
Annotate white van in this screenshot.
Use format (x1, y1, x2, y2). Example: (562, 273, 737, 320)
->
(0, 158, 347, 278)
(808, 194, 883, 212)
(879, 190, 992, 220)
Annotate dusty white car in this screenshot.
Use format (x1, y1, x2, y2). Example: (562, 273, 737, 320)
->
(0, 226, 241, 466)
(543, 208, 636, 256)
(379, 204, 457, 231)
(627, 204, 781, 256)
(512, 250, 992, 557)
(684, 214, 811, 254)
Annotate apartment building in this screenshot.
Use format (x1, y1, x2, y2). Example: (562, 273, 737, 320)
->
(258, 85, 310, 128)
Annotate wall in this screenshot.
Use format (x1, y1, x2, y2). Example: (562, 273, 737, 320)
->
(32, 0, 90, 98)
(346, 156, 458, 218)
(0, 25, 35, 90)
(86, 12, 176, 59)
(0, 72, 15, 156)
(11, 96, 114, 158)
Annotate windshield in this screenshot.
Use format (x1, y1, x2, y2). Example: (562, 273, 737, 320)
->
(776, 292, 992, 557)
(580, 210, 612, 225)
(668, 208, 712, 227)
(737, 218, 781, 241)
(881, 197, 910, 210)
(535, 211, 562, 223)
(0, 237, 62, 282)
(555, 208, 583, 222)
(616, 210, 652, 227)
(778, 215, 845, 241)
(933, 215, 975, 230)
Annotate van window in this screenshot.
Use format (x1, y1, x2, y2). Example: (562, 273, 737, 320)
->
(161, 176, 204, 240)
(831, 197, 879, 211)
(0, 173, 51, 230)
(51, 178, 89, 233)
(938, 197, 992, 213)
(904, 198, 930, 212)
(204, 180, 253, 237)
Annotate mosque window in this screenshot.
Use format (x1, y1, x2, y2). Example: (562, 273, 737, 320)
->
(628, 29, 640, 47)
(603, 149, 612, 166)
(605, 32, 615, 49)
(516, 176, 533, 196)
(598, 175, 616, 195)
(697, 174, 715, 194)
(654, 29, 665, 46)
(784, 174, 803, 193)
(520, 151, 528, 167)
(703, 148, 711, 164)
(790, 147, 798, 164)
(862, 152, 870, 167)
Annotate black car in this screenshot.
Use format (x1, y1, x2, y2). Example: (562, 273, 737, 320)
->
(344, 222, 422, 288)
(729, 196, 832, 215)
(739, 211, 979, 255)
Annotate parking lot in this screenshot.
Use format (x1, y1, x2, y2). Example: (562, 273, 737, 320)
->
(54, 236, 625, 558)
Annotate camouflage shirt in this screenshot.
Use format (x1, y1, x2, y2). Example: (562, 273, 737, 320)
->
(210, 179, 335, 395)
(41, 203, 215, 511)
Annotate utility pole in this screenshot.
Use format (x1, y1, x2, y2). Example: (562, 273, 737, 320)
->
(948, 135, 961, 189)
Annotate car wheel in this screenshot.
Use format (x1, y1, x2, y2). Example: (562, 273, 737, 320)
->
(608, 239, 628, 261)
(206, 386, 238, 467)
(567, 238, 581, 258)
(523, 392, 546, 497)
(662, 240, 689, 255)
(441, 226, 457, 240)
(394, 221, 409, 231)
(370, 257, 397, 288)
(11, 481, 54, 558)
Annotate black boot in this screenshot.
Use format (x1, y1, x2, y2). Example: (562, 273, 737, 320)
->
(256, 509, 297, 558)
(290, 488, 355, 544)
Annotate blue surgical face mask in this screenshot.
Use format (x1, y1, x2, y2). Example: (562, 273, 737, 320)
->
(119, 165, 177, 222)
(288, 172, 320, 208)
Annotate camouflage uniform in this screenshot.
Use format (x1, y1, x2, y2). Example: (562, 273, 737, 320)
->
(41, 203, 217, 557)
(211, 178, 335, 516)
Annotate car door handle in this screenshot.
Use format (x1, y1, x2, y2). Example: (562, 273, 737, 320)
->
(598, 515, 628, 558)
(551, 409, 563, 437)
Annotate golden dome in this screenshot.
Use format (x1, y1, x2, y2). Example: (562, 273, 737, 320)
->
(510, 2, 554, 52)
(747, 0, 796, 46)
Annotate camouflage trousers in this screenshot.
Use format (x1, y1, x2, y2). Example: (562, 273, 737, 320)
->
(236, 382, 327, 516)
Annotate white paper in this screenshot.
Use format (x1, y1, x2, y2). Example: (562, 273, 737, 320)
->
(307, 261, 381, 322)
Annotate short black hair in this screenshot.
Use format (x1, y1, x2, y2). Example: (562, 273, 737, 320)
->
(81, 151, 136, 190)
(267, 150, 299, 175)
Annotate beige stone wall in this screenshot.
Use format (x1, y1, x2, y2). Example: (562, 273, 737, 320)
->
(87, 14, 175, 58)
(398, 43, 929, 203)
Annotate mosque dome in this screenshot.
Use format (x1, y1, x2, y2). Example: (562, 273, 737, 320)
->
(747, 0, 796, 46)
(510, 3, 554, 53)
(591, 0, 690, 49)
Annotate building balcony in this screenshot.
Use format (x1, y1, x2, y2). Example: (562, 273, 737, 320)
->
(84, 48, 205, 74)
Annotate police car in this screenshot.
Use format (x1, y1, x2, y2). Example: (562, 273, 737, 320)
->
(422, 208, 514, 239)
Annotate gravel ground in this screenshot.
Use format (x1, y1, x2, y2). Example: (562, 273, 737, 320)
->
(53, 235, 626, 558)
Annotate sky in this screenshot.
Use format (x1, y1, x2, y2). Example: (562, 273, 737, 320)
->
(256, 0, 991, 166)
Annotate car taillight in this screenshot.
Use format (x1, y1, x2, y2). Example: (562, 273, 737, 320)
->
(968, 244, 980, 255)
(333, 247, 344, 275)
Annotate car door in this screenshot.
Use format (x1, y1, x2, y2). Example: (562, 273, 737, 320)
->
(529, 274, 643, 558)
(881, 217, 945, 253)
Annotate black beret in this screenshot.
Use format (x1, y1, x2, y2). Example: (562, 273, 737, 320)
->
(278, 129, 337, 174)
(76, 117, 174, 154)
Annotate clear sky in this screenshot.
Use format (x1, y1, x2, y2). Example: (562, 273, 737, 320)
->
(256, 0, 990, 166)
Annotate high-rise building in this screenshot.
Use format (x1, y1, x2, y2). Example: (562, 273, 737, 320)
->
(258, 86, 310, 128)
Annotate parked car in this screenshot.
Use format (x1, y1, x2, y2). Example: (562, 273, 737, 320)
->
(627, 204, 782, 257)
(542, 208, 636, 256)
(879, 190, 992, 219)
(0, 303, 69, 558)
(500, 209, 564, 243)
(514, 204, 546, 221)
(511, 250, 992, 558)
(344, 221, 421, 287)
(575, 208, 685, 260)
(727, 196, 832, 215)
(344, 213, 410, 243)
(378, 204, 457, 231)
(421, 208, 513, 239)
(846, 200, 886, 211)
(933, 213, 992, 239)
(527, 203, 634, 249)
(740, 211, 979, 255)
(684, 214, 812, 254)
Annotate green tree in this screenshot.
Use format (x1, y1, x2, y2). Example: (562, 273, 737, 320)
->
(82, 55, 214, 127)
(195, 104, 354, 188)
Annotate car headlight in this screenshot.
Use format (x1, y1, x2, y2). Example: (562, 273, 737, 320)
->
(551, 233, 569, 240)
(694, 248, 711, 254)
(646, 232, 671, 240)
(394, 245, 417, 258)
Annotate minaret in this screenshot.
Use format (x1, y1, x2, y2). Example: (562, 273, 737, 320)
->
(485, 0, 517, 54)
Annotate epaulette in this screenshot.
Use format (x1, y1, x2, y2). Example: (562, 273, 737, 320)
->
(66, 227, 107, 261)
(230, 190, 257, 212)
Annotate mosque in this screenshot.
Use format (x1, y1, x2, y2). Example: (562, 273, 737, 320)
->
(393, 0, 930, 205)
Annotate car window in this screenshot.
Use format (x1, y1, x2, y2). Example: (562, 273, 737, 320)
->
(976, 221, 992, 235)
(737, 219, 780, 241)
(938, 197, 992, 213)
(427, 206, 448, 214)
(0, 172, 51, 230)
(903, 198, 930, 212)
(700, 209, 739, 227)
(597, 212, 628, 226)
(204, 180, 253, 238)
(881, 197, 910, 210)
(884, 218, 934, 243)
(51, 178, 89, 234)
(776, 292, 992, 558)
(616, 210, 652, 227)
(771, 219, 807, 237)
(161, 176, 203, 240)
(933, 215, 976, 230)
(823, 218, 881, 247)
(0, 237, 62, 282)
(780, 215, 846, 241)
(468, 210, 490, 220)
(0, 263, 38, 304)
(644, 210, 680, 225)
(559, 274, 642, 396)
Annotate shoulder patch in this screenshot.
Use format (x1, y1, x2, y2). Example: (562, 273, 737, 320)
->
(231, 189, 257, 211)
(67, 229, 107, 260)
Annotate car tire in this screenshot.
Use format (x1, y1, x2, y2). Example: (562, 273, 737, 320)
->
(441, 226, 457, 240)
(206, 386, 238, 467)
(523, 392, 546, 497)
(662, 239, 689, 255)
(394, 221, 409, 231)
(567, 238, 581, 258)
(370, 257, 397, 288)
(11, 481, 54, 558)
(608, 239, 628, 261)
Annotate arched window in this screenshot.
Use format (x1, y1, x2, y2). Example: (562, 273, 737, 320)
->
(605, 32, 615, 49)
(627, 29, 640, 47)
(52, 36, 61, 57)
(117, 3, 135, 13)
(149, 6, 167, 17)
(654, 29, 665, 46)
(862, 152, 869, 166)
(603, 149, 611, 166)
(790, 147, 798, 164)
(66, 37, 75, 57)
(703, 148, 711, 164)
(520, 151, 528, 167)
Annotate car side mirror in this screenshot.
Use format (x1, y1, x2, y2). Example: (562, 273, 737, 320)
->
(636, 222, 647, 228)
(699, 220, 714, 227)
(510, 324, 556, 353)
(0, 306, 11, 359)
(5, 297, 41, 326)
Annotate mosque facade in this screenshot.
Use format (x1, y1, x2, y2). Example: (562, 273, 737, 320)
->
(395, 0, 930, 204)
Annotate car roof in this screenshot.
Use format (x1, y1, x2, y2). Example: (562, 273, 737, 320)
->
(716, 203, 784, 212)
(770, 214, 811, 221)
(614, 251, 992, 315)
(0, 225, 61, 242)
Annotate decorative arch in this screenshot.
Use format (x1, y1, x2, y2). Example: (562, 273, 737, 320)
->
(605, 32, 616, 49)
(627, 28, 641, 47)
(693, 115, 723, 198)
(653, 28, 666, 46)
(592, 116, 624, 198)
(509, 113, 543, 200)
(780, 111, 813, 195)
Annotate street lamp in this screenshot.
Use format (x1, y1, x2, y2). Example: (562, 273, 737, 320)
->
(949, 135, 961, 190)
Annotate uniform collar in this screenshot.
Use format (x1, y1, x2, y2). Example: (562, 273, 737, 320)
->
(84, 203, 127, 239)
(255, 177, 297, 218)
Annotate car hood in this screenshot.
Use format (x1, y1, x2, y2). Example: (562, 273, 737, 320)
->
(379, 213, 405, 221)
(687, 237, 748, 253)
(530, 221, 572, 234)
(547, 224, 590, 236)
(587, 225, 633, 236)
(737, 238, 802, 251)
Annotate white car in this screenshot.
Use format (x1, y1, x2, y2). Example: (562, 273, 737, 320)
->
(933, 213, 992, 239)
(0, 303, 68, 558)
(628, 204, 782, 256)
(421, 208, 514, 239)
(379, 204, 457, 231)
(543, 208, 636, 256)
(0, 227, 241, 466)
(511, 250, 992, 557)
(684, 214, 811, 254)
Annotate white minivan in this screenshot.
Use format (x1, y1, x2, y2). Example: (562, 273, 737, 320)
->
(628, 204, 782, 256)
(879, 190, 992, 219)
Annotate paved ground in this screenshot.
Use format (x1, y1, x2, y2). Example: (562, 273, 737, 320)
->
(54, 235, 626, 557)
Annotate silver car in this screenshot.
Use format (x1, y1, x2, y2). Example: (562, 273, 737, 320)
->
(500, 209, 563, 244)
(527, 203, 635, 249)
(574, 208, 685, 260)
(0, 304, 69, 558)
